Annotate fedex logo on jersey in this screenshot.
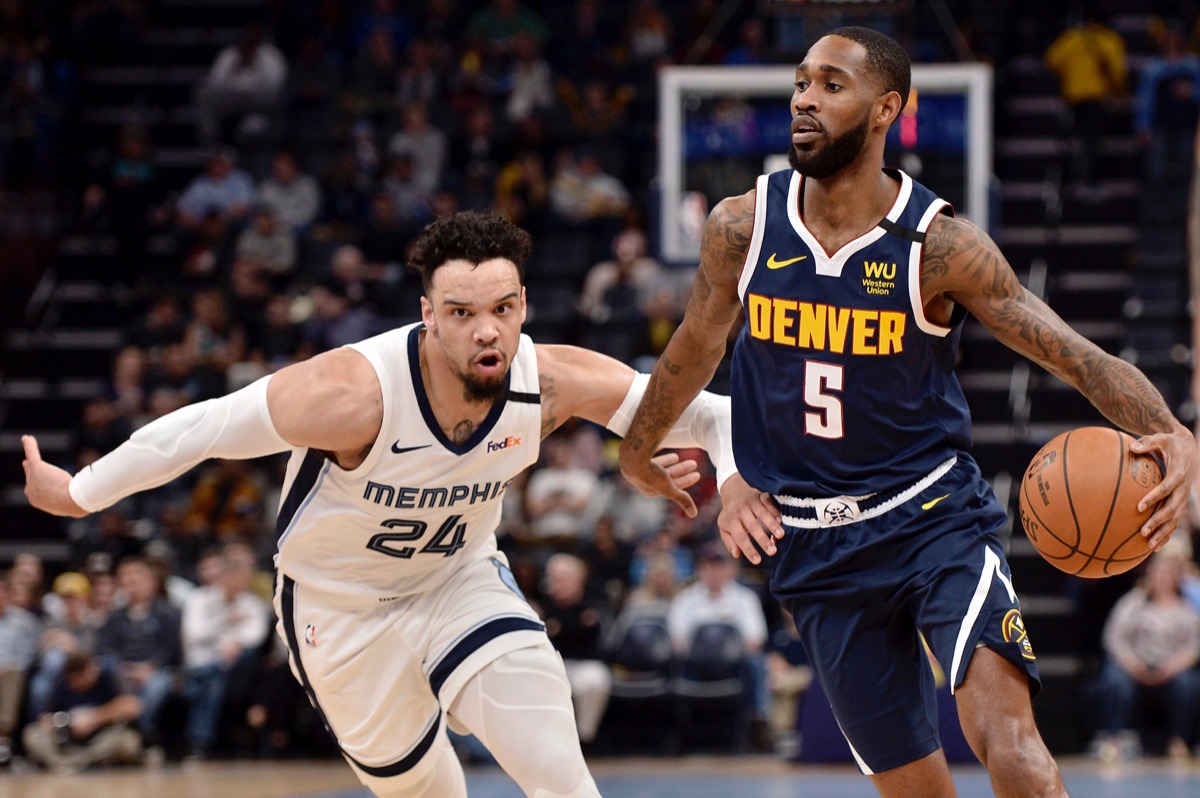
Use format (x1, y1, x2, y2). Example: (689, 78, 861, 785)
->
(487, 436, 522, 453)
(746, 294, 907, 356)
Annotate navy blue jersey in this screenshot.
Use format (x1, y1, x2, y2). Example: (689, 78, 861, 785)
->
(730, 168, 972, 497)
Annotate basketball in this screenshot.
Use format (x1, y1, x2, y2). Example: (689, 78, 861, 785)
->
(1018, 427, 1163, 578)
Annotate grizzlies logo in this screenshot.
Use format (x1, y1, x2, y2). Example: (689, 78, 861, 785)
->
(1002, 609, 1035, 661)
(492, 558, 527, 601)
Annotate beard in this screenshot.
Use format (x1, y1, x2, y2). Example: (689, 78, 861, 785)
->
(451, 360, 509, 403)
(787, 112, 871, 179)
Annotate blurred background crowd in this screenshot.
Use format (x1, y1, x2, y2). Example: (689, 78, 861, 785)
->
(3, 0, 1200, 776)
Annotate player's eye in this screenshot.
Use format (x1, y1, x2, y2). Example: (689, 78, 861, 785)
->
(452, 308, 471, 318)
(826, 82, 841, 92)
(495, 303, 512, 315)
(795, 81, 809, 91)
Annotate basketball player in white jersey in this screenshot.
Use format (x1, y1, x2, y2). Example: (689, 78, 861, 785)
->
(22, 211, 743, 798)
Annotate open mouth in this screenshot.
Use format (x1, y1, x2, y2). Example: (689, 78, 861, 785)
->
(474, 351, 504, 375)
(791, 116, 822, 143)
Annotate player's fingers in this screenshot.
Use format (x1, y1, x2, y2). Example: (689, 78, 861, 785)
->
(1149, 519, 1178, 551)
(651, 452, 680, 468)
(667, 483, 698, 518)
(21, 435, 41, 465)
(741, 513, 777, 557)
(724, 522, 761, 564)
(662, 458, 699, 478)
(1138, 468, 1182, 513)
(1142, 492, 1183, 538)
(753, 494, 786, 538)
(719, 528, 741, 560)
(672, 471, 702, 490)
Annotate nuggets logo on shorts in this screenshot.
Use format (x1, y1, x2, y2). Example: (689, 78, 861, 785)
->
(1001, 609, 1035, 661)
(304, 624, 318, 647)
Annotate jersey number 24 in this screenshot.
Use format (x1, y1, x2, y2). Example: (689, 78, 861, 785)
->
(366, 515, 468, 559)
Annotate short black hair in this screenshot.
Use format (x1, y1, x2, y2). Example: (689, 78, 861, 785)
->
(826, 26, 911, 113)
(408, 211, 532, 292)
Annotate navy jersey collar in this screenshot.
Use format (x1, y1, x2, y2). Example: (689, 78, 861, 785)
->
(407, 324, 509, 455)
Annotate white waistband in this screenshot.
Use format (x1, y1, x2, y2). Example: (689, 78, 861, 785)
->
(775, 456, 958, 529)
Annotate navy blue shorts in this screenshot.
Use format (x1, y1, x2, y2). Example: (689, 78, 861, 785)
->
(772, 454, 1040, 775)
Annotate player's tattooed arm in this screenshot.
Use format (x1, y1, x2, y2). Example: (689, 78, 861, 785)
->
(618, 193, 751, 459)
(923, 213, 1196, 545)
(924, 214, 1177, 434)
(538, 367, 559, 439)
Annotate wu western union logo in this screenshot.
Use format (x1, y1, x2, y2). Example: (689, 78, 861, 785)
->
(747, 294, 905, 355)
(862, 261, 897, 296)
(767, 253, 807, 270)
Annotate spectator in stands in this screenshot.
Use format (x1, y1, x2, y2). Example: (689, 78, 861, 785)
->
(380, 154, 433, 228)
(248, 294, 304, 369)
(196, 22, 287, 145)
(98, 557, 180, 749)
(183, 459, 265, 541)
(387, 102, 447, 193)
(234, 205, 297, 278)
(184, 288, 247, 393)
(360, 190, 414, 269)
(495, 150, 550, 232)
(1044, 11, 1127, 190)
(630, 526, 694, 587)
(28, 572, 100, 719)
(541, 554, 611, 746)
(1094, 551, 1200, 761)
(346, 28, 399, 122)
(176, 147, 255, 231)
(549, 147, 629, 226)
(318, 151, 372, 236)
(349, 0, 412, 53)
(668, 542, 770, 744)
(125, 296, 186, 360)
(623, 0, 673, 66)
(303, 279, 382, 353)
(467, 0, 549, 61)
(553, 0, 612, 84)
(107, 345, 148, 424)
(23, 652, 143, 774)
(10, 552, 47, 617)
(1134, 20, 1200, 183)
(505, 32, 554, 124)
(181, 542, 269, 760)
(526, 437, 599, 544)
(579, 515, 635, 607)
(450, 105, 508, 179)
(257, 150, 321, 232)
(0, 571, 41, 762)
(622, 553, 680, 618)
(578, 228, 665, 324)
(396, 37, 441, 108)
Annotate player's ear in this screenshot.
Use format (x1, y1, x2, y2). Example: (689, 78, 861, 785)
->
(420, 296, 436, 333)
(519, 286, 527, 325)
(876, 90, 903, 129)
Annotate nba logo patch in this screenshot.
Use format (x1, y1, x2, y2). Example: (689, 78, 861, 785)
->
(304, 624, 318, 647)
(1001, 610, 1035, 661)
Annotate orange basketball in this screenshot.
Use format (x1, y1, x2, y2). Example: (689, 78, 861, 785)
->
(1018, 427, 1163, 578)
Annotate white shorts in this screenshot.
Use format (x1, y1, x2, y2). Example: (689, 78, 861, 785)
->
(274, 548, 546, 784)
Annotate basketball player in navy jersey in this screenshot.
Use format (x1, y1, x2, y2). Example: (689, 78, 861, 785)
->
(23, 212, 742, 798)
(621, 27, 1197, 797)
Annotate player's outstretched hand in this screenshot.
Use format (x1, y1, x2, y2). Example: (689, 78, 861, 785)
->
(22, 435, 88, 518)
(624, 452, 700, 518)
(1131, 424, 1197, 550)
(717, 473, 784, 565)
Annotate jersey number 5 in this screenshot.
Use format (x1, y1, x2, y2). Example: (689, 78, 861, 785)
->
(804, 360, 844, 439)
(366, 515, 468, 559)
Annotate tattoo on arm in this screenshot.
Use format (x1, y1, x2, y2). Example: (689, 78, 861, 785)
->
(539, 371, 558, 439)
(929, 215, 1178, 435)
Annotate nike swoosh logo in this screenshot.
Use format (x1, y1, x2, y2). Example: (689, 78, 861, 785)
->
(391, 443, 432, 455)
(767, 253, 808, 270)
(921, 493, 951, 511)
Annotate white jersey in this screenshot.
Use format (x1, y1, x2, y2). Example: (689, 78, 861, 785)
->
(275, 323, 542, 601)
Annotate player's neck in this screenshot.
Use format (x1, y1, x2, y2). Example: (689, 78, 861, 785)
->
(799, 158, 899, 252)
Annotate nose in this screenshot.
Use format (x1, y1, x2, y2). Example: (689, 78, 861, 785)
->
(793, 88, 817, 115)
(474, 319, 499, 346)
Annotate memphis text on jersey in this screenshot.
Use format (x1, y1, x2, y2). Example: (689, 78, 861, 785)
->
(362, 479, 508, 509)
(745, 293, 906, 355)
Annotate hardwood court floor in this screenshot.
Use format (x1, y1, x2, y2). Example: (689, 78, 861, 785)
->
(3, 756, 1200, 797)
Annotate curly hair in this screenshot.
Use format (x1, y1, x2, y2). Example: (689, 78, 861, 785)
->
(827, 26, 911, 113)
(408, 211, 533, 291)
